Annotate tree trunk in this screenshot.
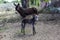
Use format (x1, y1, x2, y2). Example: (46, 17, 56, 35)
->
(21, 0, 29, 8)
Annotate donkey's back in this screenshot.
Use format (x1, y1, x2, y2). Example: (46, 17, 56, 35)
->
(24, 7, 38, 15)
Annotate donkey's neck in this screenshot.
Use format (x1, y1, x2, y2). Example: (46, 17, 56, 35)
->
(16, 7, 26, 18)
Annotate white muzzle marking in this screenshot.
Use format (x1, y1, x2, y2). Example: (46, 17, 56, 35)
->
(35, 15, 39, 21)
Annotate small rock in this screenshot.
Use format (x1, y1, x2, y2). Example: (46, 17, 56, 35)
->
(0, 35, 3, 39)
(4, 35, 6, 37)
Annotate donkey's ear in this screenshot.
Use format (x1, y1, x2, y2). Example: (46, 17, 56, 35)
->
(18, 3, 20, 5)
(13, 3, 17, 6)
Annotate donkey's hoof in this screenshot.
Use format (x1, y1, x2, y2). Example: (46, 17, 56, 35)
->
(23, 33, 25, 35)
(21, 33, 25, 35)
(33, 32, 36, 35)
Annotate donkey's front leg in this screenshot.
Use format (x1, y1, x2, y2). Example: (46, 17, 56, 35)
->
(21, 22, 25, 35)
(32, 22, 36, 35)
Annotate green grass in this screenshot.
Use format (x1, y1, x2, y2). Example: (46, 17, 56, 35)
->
(16, 30, 21, 34)
(0, 26, 9, 32)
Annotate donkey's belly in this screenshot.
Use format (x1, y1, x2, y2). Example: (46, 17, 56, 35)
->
(22, 19, 33, 24)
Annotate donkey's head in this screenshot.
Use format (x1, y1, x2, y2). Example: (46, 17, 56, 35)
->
(13, 3, 25, 18)
(13, 3, 20, 11)
(13, 3, 24, 11)
(33, 14, 39, 21)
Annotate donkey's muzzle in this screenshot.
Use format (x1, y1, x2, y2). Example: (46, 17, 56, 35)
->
(35, 15, 39, 21)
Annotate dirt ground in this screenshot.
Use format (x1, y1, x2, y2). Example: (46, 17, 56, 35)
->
(0, 20, 60, 40)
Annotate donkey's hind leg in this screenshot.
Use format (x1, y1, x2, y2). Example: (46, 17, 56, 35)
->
(21, 22, 25, 35)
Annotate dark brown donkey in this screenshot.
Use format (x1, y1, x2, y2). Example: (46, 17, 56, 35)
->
(14, 3, 38, 18)
(14, 3, 39, 35)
